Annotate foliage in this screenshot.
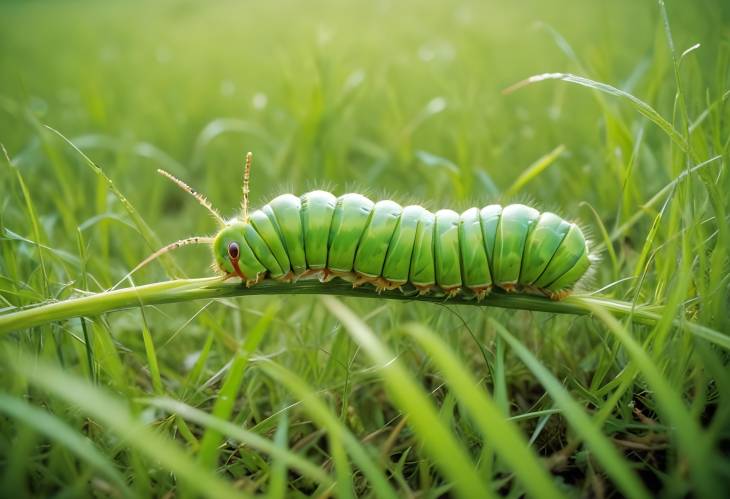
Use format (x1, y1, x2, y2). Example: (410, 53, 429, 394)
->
(0, 0, 729, 496)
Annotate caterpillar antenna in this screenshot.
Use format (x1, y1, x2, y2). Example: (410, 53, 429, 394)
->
(242, 151, 252, 223)
(111, 236, 215, 290)
(157, 169, 226, 226)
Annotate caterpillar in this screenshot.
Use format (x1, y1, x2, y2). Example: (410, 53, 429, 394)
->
(131, 153, 592, 300)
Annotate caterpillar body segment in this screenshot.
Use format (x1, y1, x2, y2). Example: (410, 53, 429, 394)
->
(547, 250, 590, 294)
(409, 210, 437, 292)
(458, 207, 491, 296)
(264, 194, 307, 274)
(327, 193, 374, 274)
(493, 204, 540, 291)
(213, 192, 591, 300)
(434, 210, 462, 295)
(532, 224, 590, 292)
(353, 200, 403, 279)
(249, 209, 291, 277)
(300, 191, 337, 270)
(519, 212, 572, 285)
(479, 204, 502, 269)
(382, 205, 426, 286)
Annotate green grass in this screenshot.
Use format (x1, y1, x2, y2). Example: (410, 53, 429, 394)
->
(1, 0, 729, 497)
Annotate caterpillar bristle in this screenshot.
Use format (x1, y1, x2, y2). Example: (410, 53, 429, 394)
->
(157, 169, 225, 226)
(112, 236, 214, 290)
(241, 151, 253, 223)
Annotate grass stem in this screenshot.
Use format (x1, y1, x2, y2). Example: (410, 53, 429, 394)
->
(1, 278, 726, 350)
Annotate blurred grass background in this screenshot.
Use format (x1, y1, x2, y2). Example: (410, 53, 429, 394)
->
(1, 0, 729, 497)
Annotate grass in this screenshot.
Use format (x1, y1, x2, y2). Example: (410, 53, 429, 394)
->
(1, 0, 729, 497)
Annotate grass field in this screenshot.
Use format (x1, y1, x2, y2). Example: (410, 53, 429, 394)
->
(1, 0, 729, 497)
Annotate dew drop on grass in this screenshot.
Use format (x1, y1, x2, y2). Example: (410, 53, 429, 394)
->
(425, 97, 447, 115)
(184, 351, 201, 371)
(155, 46, 171, 64)
(252, 93, 268, 110)
(345, 69, 365, 91)
(220, 80, 236, 97)
(418, 41, 455, 63)
(453, 5, 473, 25)
(548, 105, 561, 121)
(317, 25, 333, 46)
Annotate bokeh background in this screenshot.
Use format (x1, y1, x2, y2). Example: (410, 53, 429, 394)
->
(1, 0, 729, 497)
(1, 0, 725, 236)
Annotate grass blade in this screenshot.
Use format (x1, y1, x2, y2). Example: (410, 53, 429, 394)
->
(401, 323, 563, 498)
(584, 302, 721, 497)
(504, 73, 691, 158)
(489, 319, 651, 499)
(267, 412, 290, 499)
(197, 301, 278, 468)
(322, 296, 495, 498)
(139, 307, 163, 394)
(5, 351, 250, 499)
(143, 397, 334, 487)
(4, 145, 50, 297)
(42, 125, 181, 277)
(258, 360, 399, 499)
(0, 392, 133, 498)
(505, 144, 565, 197)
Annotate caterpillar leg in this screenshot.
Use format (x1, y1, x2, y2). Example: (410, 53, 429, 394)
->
(351, 273, 399, 292)
(469, 286, 492, 301)
(326, 270, 357, 284)
(351, 274, 371, 288)
(318, 269, 338, 283)
(246, 273, 266, 287)
(414, 284, 434, 296)
(222, 270, 259, 288)
(296, 268, 327, 281)
(372, 277, 402, 293)
(275, 271, 296, 283)
(546, 289, 572, 301)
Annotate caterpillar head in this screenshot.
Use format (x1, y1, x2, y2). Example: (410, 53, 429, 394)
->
(212, 222, 255, 280)
(116, 153, 255, 290)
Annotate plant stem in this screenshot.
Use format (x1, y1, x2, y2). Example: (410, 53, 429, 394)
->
(0, 277, 726, 349)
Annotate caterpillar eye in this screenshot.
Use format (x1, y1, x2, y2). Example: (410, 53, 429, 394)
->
(227, 242, 240, 260)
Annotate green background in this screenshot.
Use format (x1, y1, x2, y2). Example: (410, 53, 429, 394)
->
(1, 0, 729, 497)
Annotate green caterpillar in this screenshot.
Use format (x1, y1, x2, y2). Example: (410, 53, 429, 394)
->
(137, 153, 592, 300)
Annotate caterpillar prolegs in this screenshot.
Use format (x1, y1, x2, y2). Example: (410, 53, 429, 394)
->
(139, 153, 592, 300)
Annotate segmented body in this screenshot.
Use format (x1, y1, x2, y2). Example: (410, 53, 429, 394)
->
(213, 191, 591, 300)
